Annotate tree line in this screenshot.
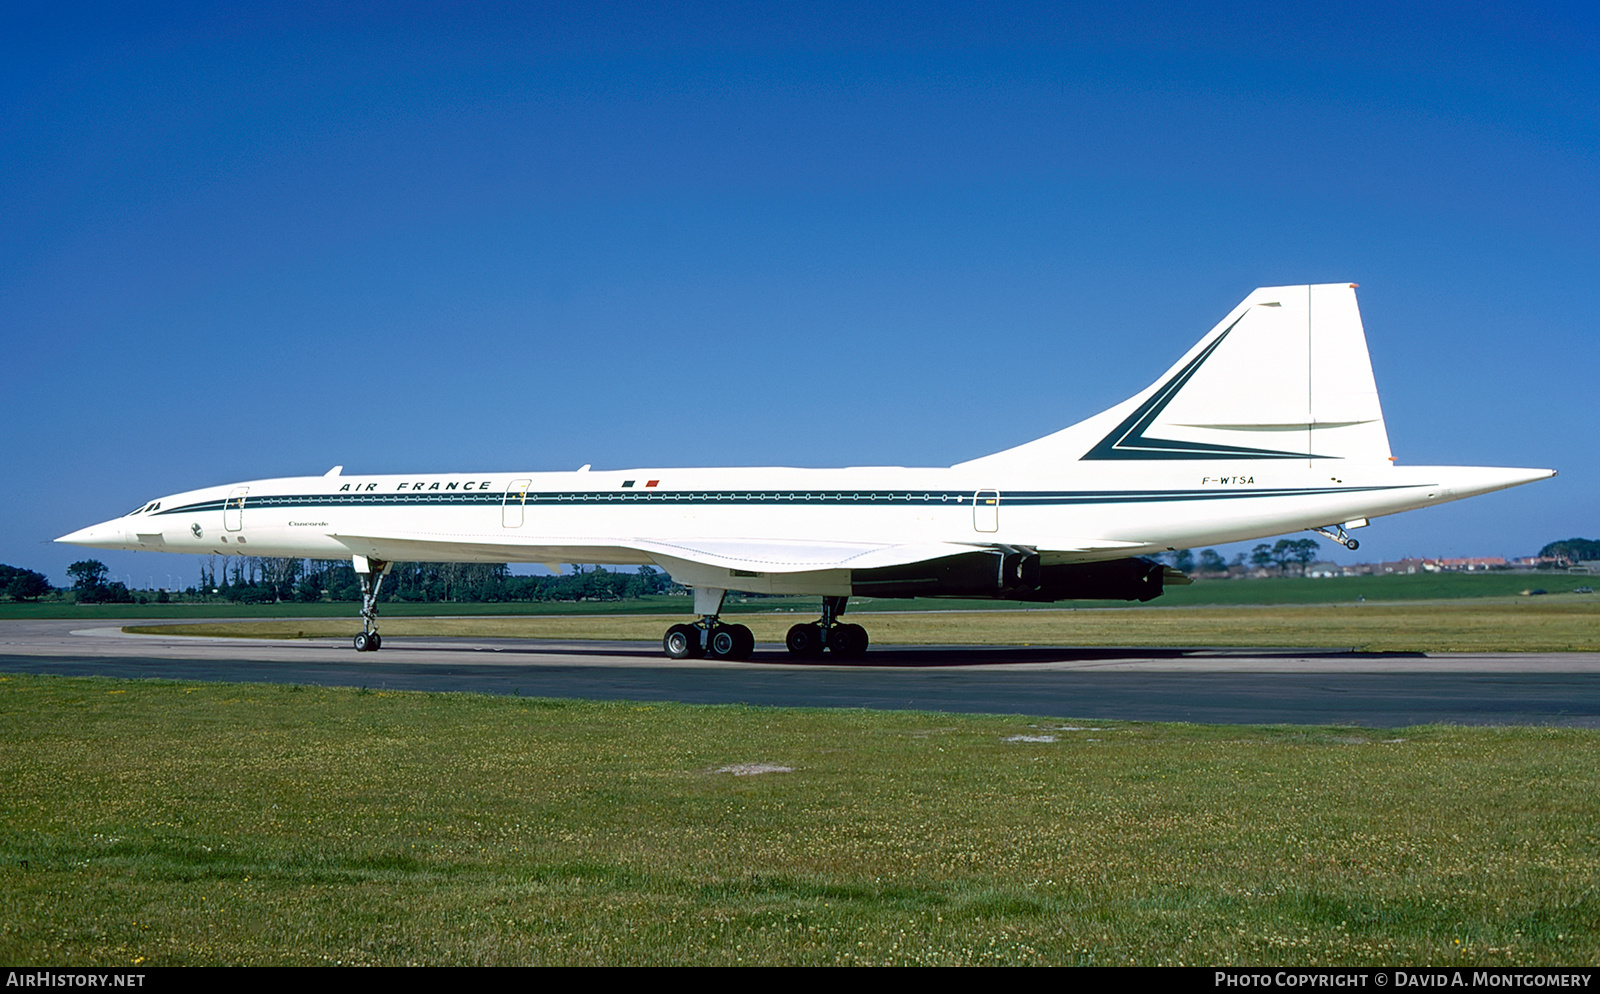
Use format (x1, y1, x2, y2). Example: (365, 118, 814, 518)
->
(1164, 538, 1323, 576)
(189, 557, 679, 604)
(0, 559, 679, 605)
(1540, 538, 1600, 563)
(0, 564, 53, 601)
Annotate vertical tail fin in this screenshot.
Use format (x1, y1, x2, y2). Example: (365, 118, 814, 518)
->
(958, 283, 1393, 470)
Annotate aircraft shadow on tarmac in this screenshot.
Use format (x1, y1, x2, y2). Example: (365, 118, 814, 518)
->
(380, 639, 1428, 667)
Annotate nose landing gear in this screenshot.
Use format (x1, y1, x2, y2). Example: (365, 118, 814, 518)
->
(351, 555, 392, 651)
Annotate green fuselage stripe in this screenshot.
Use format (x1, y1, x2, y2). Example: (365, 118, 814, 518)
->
(152, 484, 1412, 518)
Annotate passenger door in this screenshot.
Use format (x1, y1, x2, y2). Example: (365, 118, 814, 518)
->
(223, 488, 248, 532)
(502, 479, 532, 528)
(972, 490, 999, 532)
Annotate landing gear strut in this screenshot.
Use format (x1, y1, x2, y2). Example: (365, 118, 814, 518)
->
(662, 587, 755, 660)
(786, 595, 869, 660)
(352, 555, 392, 651)
(1309, 521, 1364, 550)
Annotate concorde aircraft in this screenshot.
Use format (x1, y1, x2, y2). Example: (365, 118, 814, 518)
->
(59, 284, 1553, 660)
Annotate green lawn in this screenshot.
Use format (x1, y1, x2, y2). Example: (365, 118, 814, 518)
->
(1, 674, 1594, 965)
(129, 597, 1600, 653)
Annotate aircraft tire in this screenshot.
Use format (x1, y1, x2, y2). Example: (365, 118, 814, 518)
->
(785, 623, 826, 659)
(830, 623, 869, 659)
(729, 623, 755, 659)
(353, 632, 372, 652)
(708, 623, 755, 660)
(369, 632, 381, 650)
(663, 624, 703, 659)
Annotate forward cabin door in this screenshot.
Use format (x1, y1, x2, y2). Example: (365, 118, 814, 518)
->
(223, 487, 248, 532)
(973, 489, 999, 532)
(502, 479, 532, 528)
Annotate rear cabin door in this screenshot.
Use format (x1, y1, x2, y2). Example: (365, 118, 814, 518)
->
(973, 489, 999, 532)
(502, 479, 532, 528)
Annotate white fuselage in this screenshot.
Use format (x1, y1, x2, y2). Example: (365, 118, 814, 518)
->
(63, 460, 1548, 587)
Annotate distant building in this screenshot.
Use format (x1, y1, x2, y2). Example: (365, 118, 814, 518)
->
(1378, 559, 1429, 575)
(1509, 556, 1563, 569)
(1205, 553, 1579, 580)
(1430, 556, 1507, 572)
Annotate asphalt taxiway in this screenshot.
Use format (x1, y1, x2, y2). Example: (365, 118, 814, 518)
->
(3, 618, 1599, 727)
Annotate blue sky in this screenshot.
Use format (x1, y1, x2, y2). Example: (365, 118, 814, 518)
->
(3, 2, 1594, 587)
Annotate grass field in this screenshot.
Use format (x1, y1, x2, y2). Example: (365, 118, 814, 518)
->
(128, 597, 1600, 652)
(11, 574, 1597, 964)
(1, 674, 1596, 966)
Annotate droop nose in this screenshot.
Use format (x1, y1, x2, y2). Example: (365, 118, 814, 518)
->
(55, 521, 130, 550)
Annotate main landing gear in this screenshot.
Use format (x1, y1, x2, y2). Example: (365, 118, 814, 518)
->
(662, 587, 755, 660)
(784, 595, 868, 660)
(351, 555, 392, 652)
(658, 591, 870, 662)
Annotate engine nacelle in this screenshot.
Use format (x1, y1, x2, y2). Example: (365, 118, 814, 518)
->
(1026, 557, 1170, 603)
(851, 553, 1172, 603)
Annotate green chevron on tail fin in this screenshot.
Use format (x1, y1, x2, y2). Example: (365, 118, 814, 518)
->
(957, 283, 1393, 470)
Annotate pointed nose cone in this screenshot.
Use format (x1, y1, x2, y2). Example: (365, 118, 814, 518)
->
(56, 521, 128, 550)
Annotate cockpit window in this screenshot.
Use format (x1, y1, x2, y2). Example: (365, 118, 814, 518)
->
(126, 501, 155, 516)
